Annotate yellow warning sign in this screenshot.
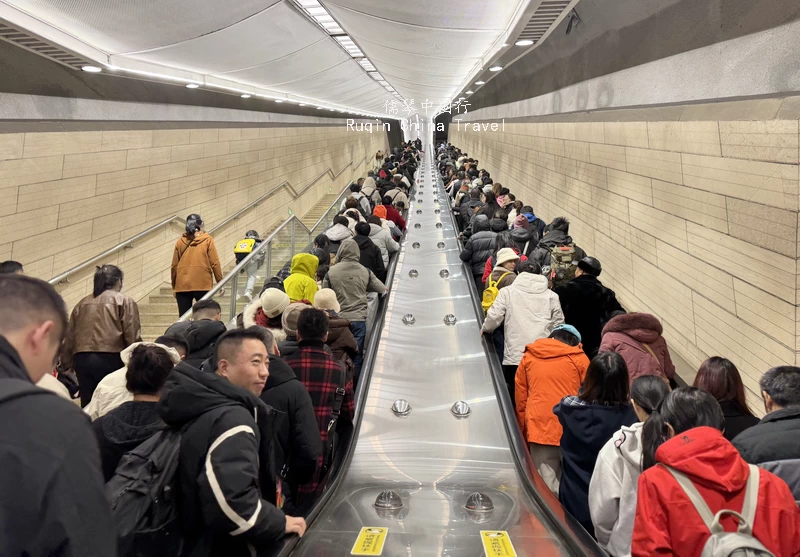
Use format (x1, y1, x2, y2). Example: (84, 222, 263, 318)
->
(351, 527, 388, 555)
(480, 530, 518, 557)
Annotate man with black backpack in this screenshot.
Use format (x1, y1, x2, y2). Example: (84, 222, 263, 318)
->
(531, 217, 586, 284)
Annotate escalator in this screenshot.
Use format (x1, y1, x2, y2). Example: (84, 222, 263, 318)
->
(278, 133, 604, 556)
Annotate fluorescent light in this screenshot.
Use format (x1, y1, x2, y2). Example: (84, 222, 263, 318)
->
(466, 90, 474, 94)
(298, 0, 320, 6)
(317, 106, 323, 110)
(314, 14, 334, 23)
(274, 99, 283, 103)
(306, 7, 327, 15)
(240, 94, 251, 98)
(330, 108, 336, 111)
(185, 83, 199, 89)
(475, 81, 485, 85)
(502, 43, 509, 47)
(299, 103, 306, 106)
(82, 65, 102, 73)
(515, 39, 534, 46)
(489, 66, 503, 72)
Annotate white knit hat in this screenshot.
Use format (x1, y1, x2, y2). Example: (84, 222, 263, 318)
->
(313, 288, 340, 313)
(260, 288, 290, 318)
(496, 247, 520, 266)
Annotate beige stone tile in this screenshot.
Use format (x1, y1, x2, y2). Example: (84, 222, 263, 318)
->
(590, 142, 626, 171)
(215, 178, 240, 197)
(187, 156, 218, 176)
(0, 185, 18, 217)
(202, 168, 229, 188)
(96, 167, 150, 195)
(203, 142, 231, 158)
(52, 232, 124, 278)
(217, 153, 242, 170)
(733, 278, 795, 348)
(170, 143, 205, 162)
(13, 221, 93, 262)
(633, 257, 696, 341)
(100, 130, 153, 151)
(592, 188, 629, 223)
(726, 198, 797, 257)
(603, 122, 649, 148)
(648, 121, 721, 156)
(776, 96, 800, 120)
(719, 120, 798, 164)
(62, 150, 127, 179)
(0, 155, 63, 187)
(681, 153, 798, 211)
(229, 139, 251, 154)
(0, 206, 59, 243)
(146, 193, 186, 221)
(241, 128, 260, 140)
(23, 131, 102, 158)
(123, 181, 169, 209)
(58, 191, 124, 227)
(652, 179, 728, 232)
(17, 175, 97, 213)
(152, 129, 191, 147)
(680, 98, 783, 122)
(190, 129, 219, 144)
(126, 146, 171, 169)
(625, 147, 683, 185)
(553, 122, 604, 144)
(149, 161, 188, 184)
(167, 174, 203, 197)
(0, 134, 24, 161)
(606, 169, 653, 205)
(562, 140, 591, 163)
(91, 206, 147, 240)
(218, 129, 242, 142)
(23, 255, 54, 280)
(629, 200, 688, 252)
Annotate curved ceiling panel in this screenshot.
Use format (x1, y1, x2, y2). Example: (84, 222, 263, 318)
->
(323, 0, 518, 30)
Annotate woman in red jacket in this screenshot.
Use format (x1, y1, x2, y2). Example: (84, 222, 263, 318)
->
(631, 388, 800, 557)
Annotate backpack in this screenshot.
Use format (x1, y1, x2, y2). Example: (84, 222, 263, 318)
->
(321, 361, 347, 478)
(234, 238, 263, 265)
(106, 429, 184, 557)
(549, 244, 577, 289)
(482, 271, 511, 314)
(663, 464, 774, 557)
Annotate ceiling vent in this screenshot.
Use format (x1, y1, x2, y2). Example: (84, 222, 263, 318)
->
(517, 1, 573, 44)
(0, 20, 93, 70)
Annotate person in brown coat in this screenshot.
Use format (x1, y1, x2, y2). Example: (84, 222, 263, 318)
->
(598, 312, 675, 386)
(171, 213, 223, 316)
(313, 288, 358, 382)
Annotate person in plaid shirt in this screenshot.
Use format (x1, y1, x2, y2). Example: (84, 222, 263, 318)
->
(283, 307, 354, 512)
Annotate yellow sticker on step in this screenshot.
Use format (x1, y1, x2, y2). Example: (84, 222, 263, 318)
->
(480, 530, 517, 557)
(351, 527, 388, 555)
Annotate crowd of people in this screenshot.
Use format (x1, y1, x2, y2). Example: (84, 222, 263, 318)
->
(439, 141, 800, 556)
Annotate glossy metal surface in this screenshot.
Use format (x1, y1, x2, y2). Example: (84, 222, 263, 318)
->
(288, 135, 582, 556)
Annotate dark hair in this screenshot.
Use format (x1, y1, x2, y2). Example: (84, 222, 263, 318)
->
(382, 195, 393, 205)
(642, 388, 724, 470)
(506, 193, 516, 203)
(345, 210, 360, 221)
(550, 328, 580, 346)
(246, 325, 276, 354)
(192, 299, 221, 318)
(0, 275, 68, 339)
(693, 357, 754, 416)
(482, 191, 497, 204)
(631, 375, 670, 414)
(186, 213, 203, 235)
(316, 264, 329, 282)
(517, 260, 541, 275)
(500, 188, 510, 196)
(345, 197, 359, 209)
(509, 200, 523, 217)
(154, 335, 189, 356)
(0, 260, 23, 274)
(759, 366, 800, 408)
(126, 344, 174, 395)
(310, 247, 329, 267)
(551, 217, 570, 234)
(266, 313, 282, 329)
(297, 307, 329, 342)
(314, 234, 330, 249)
(470, 188, 482, 199)
(349, 183, 361, 192)
(355, 222, 371, 236)
(493, 210, 507, 220)
(215, 329, 268, 364)
(367, 215, 382, 226)
(521, 205, 533, 214)
(93, 264, 123, 297)
(581, 352, 630, 404)
(333, 215, 349, 227)
(494, 231, 514, 251)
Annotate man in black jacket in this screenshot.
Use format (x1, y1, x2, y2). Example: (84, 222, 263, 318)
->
(531, 217, 586, 269)
(458, 188, 483, 234)
(460, 215, 497, 293)
(0, 274, 117, 557)
(158, 329, 306, 556)
(353, 222, 386, 282)
(733, 366, 800, 501)
(165, 299, 227, 368)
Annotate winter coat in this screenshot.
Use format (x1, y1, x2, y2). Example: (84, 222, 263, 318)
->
(460, 216, 497, 278)
(368, 223, 399, 265)
(510, 226, 538, 257)
(556, 275, 623, 358)
(385, 187, 409, 210)
(279, 335, 300, 358)
(531, 229, 586, 268)
(93, 400, 164, 481)
(733, 406, 800, 502)
(339, 191, 371, 217)
(172, 231, 223, 292)
(589, 422, 645, 557)
(382, 203, 406, 231)
(459, 199, 483, 232)
(482, 250, 528, 284)
(158, 362, 286, 557)
(283, 253, 319, 304)
(354, 234, 386, 283)
(632, 426, 800, 557)
(322, 239, 386, 322)
(325, 313, 359, 364)
(362, 178, 381, 206)
(260, 355, 322, 491)
(715, 399, 759, 441)
(555, 395, 637, 534)
(482, 273, 565, 366)
(0, 336, 117, 557)
(167, 318, 227, 369)
(325, 223, 354, 257)
(488, 266, 517, 290)
(515, 338, 589, 446)
(599, 313, 675, 384)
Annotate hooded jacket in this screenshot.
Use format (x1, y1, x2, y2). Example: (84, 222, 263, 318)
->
(361, 178, 381, 206)
(482, 273, 565, 366)
(354, 234, 386, 283)
(632, 426, 800, 557)
(324, 223, 354, 257)
(555, 396, 637, 534)
(510, 226, 538, 257)
(460, 216, 497, 278)
(385, 187, 409, 210)
(93, 400, 164, 481)
(167, 318, 227, 369)
(283, 253, 319, 304)
(458, 198, 483, 232)
(599, 313, 675, 384)
(488, 266, 517, 290)
(556, 274, 623, 358)
(382, 203, 406, 231)
(482, 249, 528, 283)
(260, 355, 322, 493)
(325, 312, 359, 365)
(339, 191, 371, 217)
(368, 223, 399, 265)
(589, 422, 645, 557)
(172, 231, 223, 292)
(0, 336, 117, 557)
(242, 302, 288, 346)
(531, 229, 586, 268)
(515, 338, 589, 445)
(322, 239, 386, 321)
(157, 362, 286, 556)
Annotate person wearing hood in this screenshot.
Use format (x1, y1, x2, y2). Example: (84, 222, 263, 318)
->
(158, 329, 307, 555)
(278, 302, 311, 358)
(381, 195, 407, 231)
(458, 188, 484, 233)
(487, 247, 520, 290)
(339, 183, 371, 217)
(482, 260, 564, 400)
(284, 252, 319, 305)
(555, 352, 637, 535)
(367, 215, 399, 266)
(325, 215, 354, 262)
(516, 325, 589, 494)
(166, 299, 228, 369)
(531, 216, 585, 269)
(322, 238, 386, 382)
(482, 231, 530, 285)
(93, 344, 174, 480)
(354, 222, 386, 283)
(243, 288, 291, 345)
(556, 257, 623, 358)
(460, 215, 498, 293)
(172, 213, 223, 316)
(385, 176, 409, 209)
(362, 173, 382, 207)
(589, 376, 670, 556)
(599, 312, 675, 386)
(518, 206, 546, 239)
(631, 388, 800, 557)
(314, 288, 358, 379)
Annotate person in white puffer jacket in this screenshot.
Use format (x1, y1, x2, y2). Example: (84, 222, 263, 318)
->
(367, 215, 399, 265)
(588, 376, 670, 557)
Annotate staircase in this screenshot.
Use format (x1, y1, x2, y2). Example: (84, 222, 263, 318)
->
(302, 191, 344, 228)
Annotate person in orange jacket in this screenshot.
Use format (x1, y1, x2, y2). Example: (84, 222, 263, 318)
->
(171, 213, 223, 316)
(515, 324, 589, 494)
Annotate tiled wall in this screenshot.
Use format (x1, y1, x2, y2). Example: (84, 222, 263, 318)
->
(0, 126, 386, 309)
(451, 106, 800, 407)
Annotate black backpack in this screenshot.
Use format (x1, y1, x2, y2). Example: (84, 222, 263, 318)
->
(106, 429, 184, 557)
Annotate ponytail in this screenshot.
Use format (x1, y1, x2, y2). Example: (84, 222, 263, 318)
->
(642, 405, 671, 470)
(185, 213, 203, 236)
(93, 264, 123, 297)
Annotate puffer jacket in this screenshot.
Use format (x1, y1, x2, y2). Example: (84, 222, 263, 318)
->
(458, 198, 483, 232)
(325, 223, 353, 258)
(531, 229, 586, 268)
(556, 275, 623, 358)
(61, 289, 142, 370)
(460, 216, 496, 277)
(385, 187, 409, 209)
(325, 312, 359, 364)
(322, 239, 386, 321)
(510, 226, 538, 257)
(283, 253, 319, 304)
(166, 318, 227, 369)
(482, 272, 565, 366)
(354, 234, 386, 282)
(93, 401, 164, 481)
(339, 191, 370, 217)
(599, 313, 675, 385)
(171, 231, 223, 292)
(368, 223, 399, 265)
(361, 178, 382, 206)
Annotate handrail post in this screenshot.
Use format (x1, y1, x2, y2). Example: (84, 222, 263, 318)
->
(290, 218, 296, 259)
(266, 240, 272, 280)
(229, 270, 239, 322)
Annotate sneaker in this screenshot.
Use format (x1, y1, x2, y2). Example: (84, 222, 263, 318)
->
(243, 292, 253, 303)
